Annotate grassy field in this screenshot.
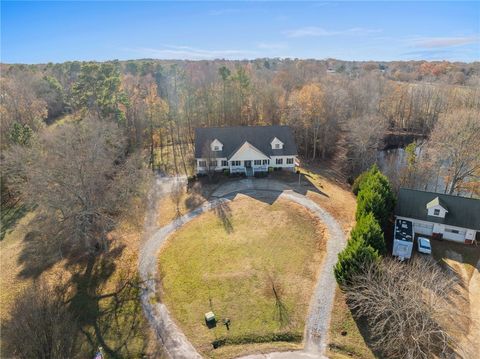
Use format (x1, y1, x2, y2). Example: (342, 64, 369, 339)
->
(158, 195, 326, 358)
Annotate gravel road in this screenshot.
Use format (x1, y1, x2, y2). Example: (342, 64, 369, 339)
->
(138, 178, 347, 359)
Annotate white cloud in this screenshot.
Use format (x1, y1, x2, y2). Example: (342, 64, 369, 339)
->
(412, 36, 479, 48)
(124, 46, 257, 60)
(284, 26, 382, 38)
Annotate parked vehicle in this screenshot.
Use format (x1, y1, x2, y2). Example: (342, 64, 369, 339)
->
(417, 237, 432, 254)
(393, 219, 414, 260)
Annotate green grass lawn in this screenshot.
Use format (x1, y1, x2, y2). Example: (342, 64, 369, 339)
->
(158, 195, 326, 358)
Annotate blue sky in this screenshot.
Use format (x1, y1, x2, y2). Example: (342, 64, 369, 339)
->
(1, 1, 479, 63)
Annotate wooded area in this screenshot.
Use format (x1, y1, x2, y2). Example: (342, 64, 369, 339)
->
(1, 59, 479, 193)
(0, 58, 478, 358)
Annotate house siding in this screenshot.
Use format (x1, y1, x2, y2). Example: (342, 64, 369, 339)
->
(395, 215, 477, 243)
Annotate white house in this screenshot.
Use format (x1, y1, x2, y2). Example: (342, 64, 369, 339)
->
(194, 125, 298, 176)
(395, 188, 480, 244)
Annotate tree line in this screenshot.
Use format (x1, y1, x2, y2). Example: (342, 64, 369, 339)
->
(1, 59, 479, 178)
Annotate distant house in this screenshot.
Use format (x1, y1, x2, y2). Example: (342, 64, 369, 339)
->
(194, 125, 298, 176)
(395, 188, 480, 244)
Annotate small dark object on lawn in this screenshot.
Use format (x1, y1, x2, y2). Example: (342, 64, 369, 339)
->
(223, 318, 231, 330)
(205, 311, 216, 328)
(341, 330, 347, 336)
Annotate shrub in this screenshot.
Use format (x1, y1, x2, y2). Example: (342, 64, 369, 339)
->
(356, 187, 387, 226)
(352, 170, 369, 195)
(352, 164, 380, 195)
(334, 239, 380, 286)
(212, 332, 302, 349)
(351, 213, 386, 255)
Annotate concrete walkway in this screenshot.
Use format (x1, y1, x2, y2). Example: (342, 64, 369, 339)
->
(138, 179, 346, 359)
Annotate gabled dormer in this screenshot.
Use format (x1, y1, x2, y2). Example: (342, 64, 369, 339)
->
(426, 197, 448, 218)
(210, 139, 223, 152)
(271, 137, 284, 150)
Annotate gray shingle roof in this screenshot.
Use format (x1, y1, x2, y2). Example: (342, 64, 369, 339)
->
(194, 125, 298, 159)
(395, 188, 480, 230)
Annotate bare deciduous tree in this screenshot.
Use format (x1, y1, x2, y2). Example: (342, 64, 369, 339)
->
(428, 109, 480, 194)
(2, 280, 78, 359)
(345, 257, 467, 359)
(3, 118, 148, 255)
(347, 114, 387, 176)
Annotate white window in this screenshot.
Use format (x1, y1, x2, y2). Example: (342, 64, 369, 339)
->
(262, 159, 270, 165)
(209, 160, 217, 167)
(276, 158, 283, 165)
(286, 158, 294, 164)
(254, 160, 262, 165)
(434, 209, 440, 216)
(221, 160, 228, 166)
(231, 160, 241, 166)
(210, 139, 223, 151)
(271, 137, 284, 149)
(199, 160, 206, 167)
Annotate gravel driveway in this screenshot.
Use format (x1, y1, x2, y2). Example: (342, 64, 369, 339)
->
(138, 178, 347, 359)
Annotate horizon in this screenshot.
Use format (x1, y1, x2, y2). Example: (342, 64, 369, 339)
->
(1, 1, 479, 64)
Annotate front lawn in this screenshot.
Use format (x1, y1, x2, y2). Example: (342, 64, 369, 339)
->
(158, 195, 326, 358)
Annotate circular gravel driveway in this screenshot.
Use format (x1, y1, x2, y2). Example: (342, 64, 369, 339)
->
(139, 178, 346, 359)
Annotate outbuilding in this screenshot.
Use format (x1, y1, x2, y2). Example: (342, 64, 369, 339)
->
(394, 188, 480, 244)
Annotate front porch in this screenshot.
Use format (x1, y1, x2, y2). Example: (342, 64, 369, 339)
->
(230, 164, 269, 177)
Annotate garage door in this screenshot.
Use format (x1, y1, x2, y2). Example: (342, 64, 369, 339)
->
(413, 222, 434, 236)
(443, 228, 466, 242)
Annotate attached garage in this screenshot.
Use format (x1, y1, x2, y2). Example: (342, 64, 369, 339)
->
(395, 188, 480, 245)
(413, 221, 434, 236)
(443, 227, 467, 242)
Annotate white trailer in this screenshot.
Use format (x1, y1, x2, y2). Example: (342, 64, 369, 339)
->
(393, 219, 414, 260)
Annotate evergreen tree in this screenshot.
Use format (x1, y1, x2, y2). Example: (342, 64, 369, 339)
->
(351, 213, 386, 255)
(334, 239, 380, 286)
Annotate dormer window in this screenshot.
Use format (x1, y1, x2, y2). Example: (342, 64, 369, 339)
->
(210, 139, 223, 152)
(271, 137, 284, 150)
(426, 197, 448, 219)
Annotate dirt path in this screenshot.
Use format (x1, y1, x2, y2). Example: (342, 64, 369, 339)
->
(139, 179, 346, 359)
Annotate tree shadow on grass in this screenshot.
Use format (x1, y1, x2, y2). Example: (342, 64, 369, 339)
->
(14, 216, 160, 358)
(67, 249, 159, 358)
(213, 201, 233, 234)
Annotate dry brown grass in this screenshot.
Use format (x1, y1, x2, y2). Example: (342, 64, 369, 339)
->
(299, 166, 357, 234)
(327, 288, 375, 359)
(0, 193, 162, 357)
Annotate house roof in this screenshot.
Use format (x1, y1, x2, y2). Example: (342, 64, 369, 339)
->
(194, 125, 298, 159)
(395, 188, 480, 230)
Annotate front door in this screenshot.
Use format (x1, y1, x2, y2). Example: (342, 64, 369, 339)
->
(244, 160, 252, 168)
